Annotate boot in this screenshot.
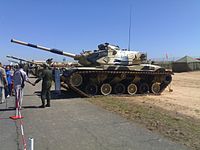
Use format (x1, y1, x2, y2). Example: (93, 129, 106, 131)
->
(46, 100, 50, 107)
(45, 104, 50, 107)
(39, 100, 45, 108)
(39, 104, 45, 108)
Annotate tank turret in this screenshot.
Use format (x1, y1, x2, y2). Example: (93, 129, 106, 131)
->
(11, 39, 146, 66)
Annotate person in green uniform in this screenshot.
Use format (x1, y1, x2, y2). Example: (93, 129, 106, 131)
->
(34, 63, 53, 108)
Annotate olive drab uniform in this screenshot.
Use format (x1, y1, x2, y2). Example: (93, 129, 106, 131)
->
(35, 67, 53, 107)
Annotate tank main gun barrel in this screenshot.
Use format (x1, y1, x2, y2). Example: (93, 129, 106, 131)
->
(6, 55, 33, 64)
(11, 39, 76, 58)
(8, 59, 19, 64)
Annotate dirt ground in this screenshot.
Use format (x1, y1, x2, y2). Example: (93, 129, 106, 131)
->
(125, 71, 200, 119)
(89, 71, 200, 149)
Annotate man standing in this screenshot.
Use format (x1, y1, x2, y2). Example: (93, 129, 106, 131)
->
(0, 62, 8, 104)
(13, 64, 34, 109)
(5, 65, 12, 98)
(34, 63, 53, 108)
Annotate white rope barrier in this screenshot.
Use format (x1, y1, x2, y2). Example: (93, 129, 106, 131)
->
(20, 119, 27, 150)
(9, 88, 34, 150)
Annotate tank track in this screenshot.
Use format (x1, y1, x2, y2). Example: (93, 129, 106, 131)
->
(62, 69, 173, 98)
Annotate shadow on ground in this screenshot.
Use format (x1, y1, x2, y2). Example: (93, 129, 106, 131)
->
(0, 107, 15, 112)
(34, 90, 84, 100)
(22, 106, 40, 109)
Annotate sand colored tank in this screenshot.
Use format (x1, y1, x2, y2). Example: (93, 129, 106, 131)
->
(11, 39, 173, 97)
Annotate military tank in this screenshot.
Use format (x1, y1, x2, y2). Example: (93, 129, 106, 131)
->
(6, 55, 74, 77)
(6, 55, 46, 77)
(11, 39, 173, 97)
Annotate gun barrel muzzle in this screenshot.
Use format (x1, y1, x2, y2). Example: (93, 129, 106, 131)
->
(11, 39, 51, 51)
(11, 38, 76, 58)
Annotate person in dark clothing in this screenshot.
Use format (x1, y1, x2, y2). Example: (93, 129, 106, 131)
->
(33, 64, 53, 108)
(23, 63, 29, 77)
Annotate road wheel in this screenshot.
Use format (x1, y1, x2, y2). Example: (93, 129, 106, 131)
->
(151, 82, 161, 95)
(127, 83, 137, 95)
(113, 83, 125, 94)
(85, 84, 98, 96)
(101, 83, 112, 95)
(70, 73, 83, 87)
(139, 83, 149, 94)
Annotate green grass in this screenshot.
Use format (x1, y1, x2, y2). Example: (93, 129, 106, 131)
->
(88, 97, 200, 150)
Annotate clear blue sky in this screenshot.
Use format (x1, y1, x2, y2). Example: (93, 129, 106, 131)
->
(0, 0, 200, 64)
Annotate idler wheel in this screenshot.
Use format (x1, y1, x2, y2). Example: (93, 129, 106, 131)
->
(139, 83, 149, 94)
(151, 82, 161, 95)
(101, 83, 112, 95)
(114, 83, 125, 94)
(127, 83, 137, 95)
(69, 73, 83, 87)
(85, 84, 98, 96)
(164, 75, 172, 84)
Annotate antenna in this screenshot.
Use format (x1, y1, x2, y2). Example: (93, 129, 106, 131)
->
(128, 5, 132, 51)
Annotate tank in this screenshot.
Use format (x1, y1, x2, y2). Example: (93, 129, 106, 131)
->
(6, 55, 45, 76)
(6, 55, 74, 76)
(11, 39, 173, 97)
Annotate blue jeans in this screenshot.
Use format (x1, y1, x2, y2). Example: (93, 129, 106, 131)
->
(5, 84, 12, 97)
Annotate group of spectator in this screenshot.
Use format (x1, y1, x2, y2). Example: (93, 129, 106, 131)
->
(0, 62, 34, 107)
(0, 61, 53, 108)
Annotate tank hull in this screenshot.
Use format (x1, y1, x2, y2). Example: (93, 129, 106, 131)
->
(61, 64, 173, 97)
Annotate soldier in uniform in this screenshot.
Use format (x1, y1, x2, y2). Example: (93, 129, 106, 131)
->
(34, 63, 53, 108)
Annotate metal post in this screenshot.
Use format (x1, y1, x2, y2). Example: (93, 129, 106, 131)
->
(54, 69, 61, 94)
(5, 97, 8, 109)
(28, 138, 34, 150)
